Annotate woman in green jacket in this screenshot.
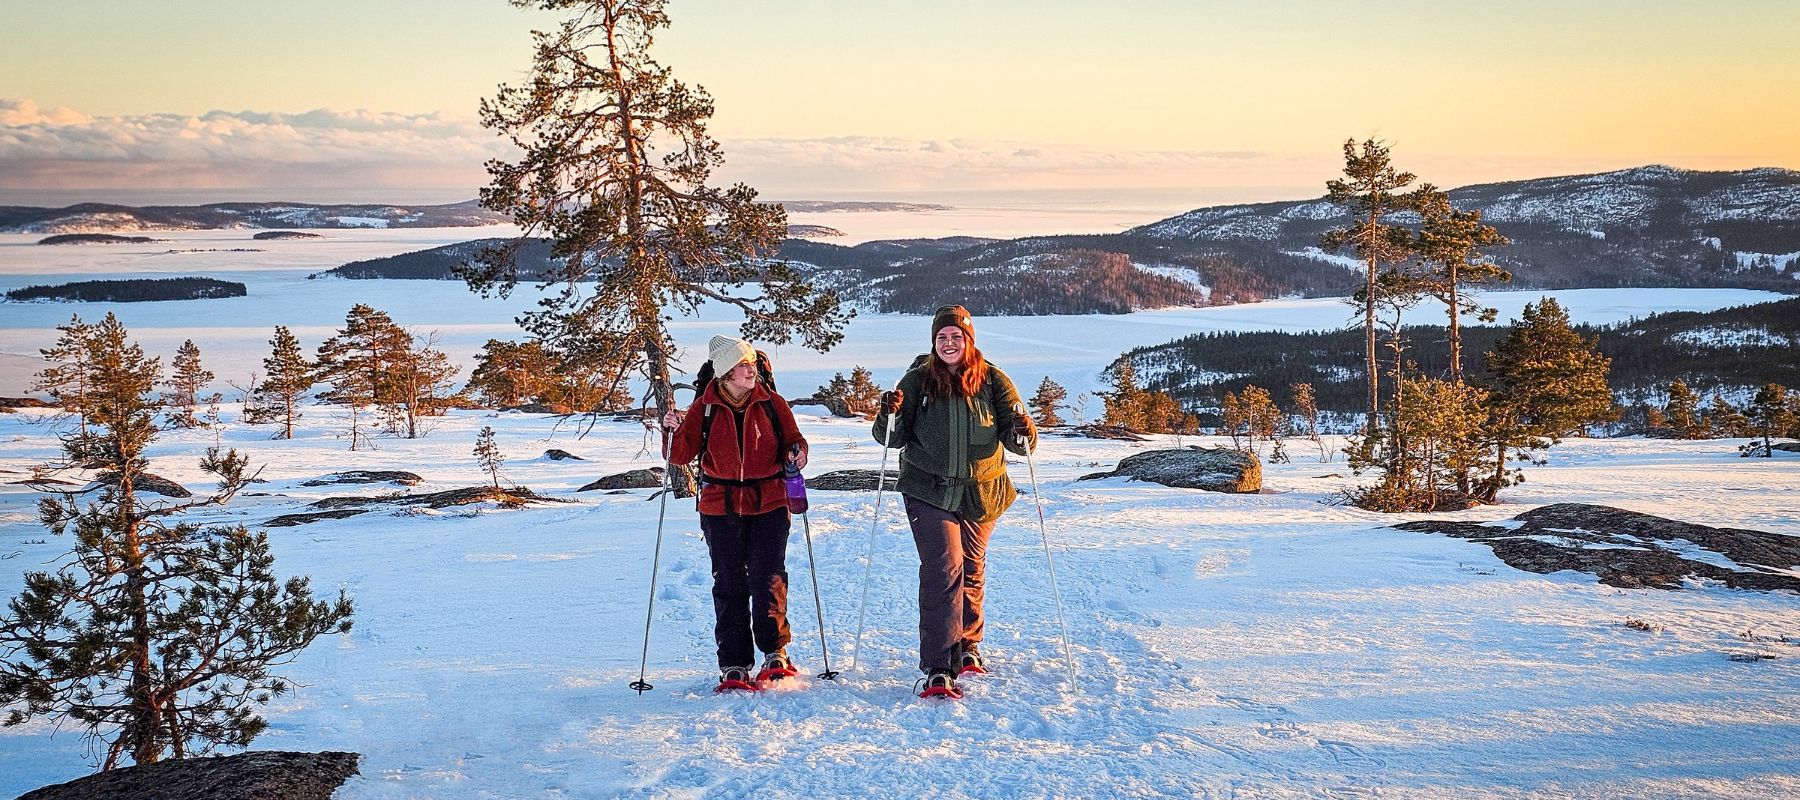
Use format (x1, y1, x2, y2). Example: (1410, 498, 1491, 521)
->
(873, 305, 1037, 698)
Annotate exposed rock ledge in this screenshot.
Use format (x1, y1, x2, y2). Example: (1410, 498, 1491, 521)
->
(1395, 503, 1800, 592)
(20, 750, 359, 800)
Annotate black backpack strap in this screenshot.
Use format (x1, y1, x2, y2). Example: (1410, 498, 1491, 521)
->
(696, 403, 716, 473)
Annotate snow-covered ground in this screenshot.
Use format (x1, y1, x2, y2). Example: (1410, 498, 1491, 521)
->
(3, 226, 1798, 797)
(0, 404, 1796, 798)
(1, 229, 1787, 402)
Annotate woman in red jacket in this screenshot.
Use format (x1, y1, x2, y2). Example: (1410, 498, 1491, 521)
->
(664, 335, 809, 691)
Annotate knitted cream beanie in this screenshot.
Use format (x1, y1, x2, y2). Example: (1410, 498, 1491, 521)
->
(708, 335, 755, 372)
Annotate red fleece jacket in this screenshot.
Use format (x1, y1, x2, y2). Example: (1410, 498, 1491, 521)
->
(667, 381, 808, 516)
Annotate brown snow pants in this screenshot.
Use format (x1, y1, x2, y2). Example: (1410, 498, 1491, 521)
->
(904, 495, 994, 673)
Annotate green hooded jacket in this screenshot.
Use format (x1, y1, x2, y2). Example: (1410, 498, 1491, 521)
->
(871, 360, 1037, 523)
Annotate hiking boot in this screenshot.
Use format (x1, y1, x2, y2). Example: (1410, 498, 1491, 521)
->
(716, 665, 757, 693)
(917, 667, 961, 699)
(757, 651, 798, 683)
(956, 642, 986, 675)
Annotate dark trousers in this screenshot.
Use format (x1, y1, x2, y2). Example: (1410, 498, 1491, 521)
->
(905, 495, 994, 673)
(700, 508, 792, 669)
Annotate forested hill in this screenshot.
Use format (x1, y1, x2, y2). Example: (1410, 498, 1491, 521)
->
(1114, 295, 1800, 417)
(1132, 165, 1800, 294)
(804, 166, 1800, 314)
(0, 200, 506, 234)
(305, 165, 1800, 315)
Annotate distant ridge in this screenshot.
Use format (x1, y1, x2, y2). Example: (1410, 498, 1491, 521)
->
(0, 200, 507, 234)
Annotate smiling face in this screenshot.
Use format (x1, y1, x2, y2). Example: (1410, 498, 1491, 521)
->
(720, 360, 757, 397)
(934, 327, 967, 366)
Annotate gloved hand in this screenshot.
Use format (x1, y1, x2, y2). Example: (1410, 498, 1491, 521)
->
(879, 389, 904, 416)
(1006, 416, 1036, 450)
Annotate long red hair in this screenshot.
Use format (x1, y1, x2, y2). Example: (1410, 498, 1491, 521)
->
(922, 344, 989, 399)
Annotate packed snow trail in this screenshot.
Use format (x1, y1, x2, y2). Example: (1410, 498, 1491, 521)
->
(2, 410, 1799, 798)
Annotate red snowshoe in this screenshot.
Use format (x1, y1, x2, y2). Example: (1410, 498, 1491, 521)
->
(917, 669, 962, 700)
(715, 666, 760, 694)
(755, 652, 799, 684)
(956, 645, 986, 677)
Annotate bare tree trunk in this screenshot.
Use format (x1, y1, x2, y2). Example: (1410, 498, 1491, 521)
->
(1365, 250, 1380, 434)
(1447, 262, 1464, 385)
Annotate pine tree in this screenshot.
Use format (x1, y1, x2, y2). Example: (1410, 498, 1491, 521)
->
(1704, 393, 1750, 438)
(1322, 138, 1417, 433)
(1101, 360, 1148, 430)
(467, 0, 849, 494)
(1413, 186, 1511, 384)
(1747, 383, 1796, 456)
(316, 304, 411, 408)
(1028, 377, 1068, 427)
(32, 314, 95, 435)
(257, 326, 314, 440)
(474, 426, 505, 489)
(165, 339, 215, 427)
(1663, 379, 1701, 439)
(389, 331, 461, 439)
(813, 366, 883, 418)
(1352, 376, 1491, 511)
(468, 339, 557, 408)
(0, 314, 351, 769)
(1479, 298, 1618, 501)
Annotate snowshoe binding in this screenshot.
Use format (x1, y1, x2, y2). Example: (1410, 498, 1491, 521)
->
(715, 665, 759, 694)
(917, 668, 962, 700)
(955, 643, 987, 677)
(756, 651, 799, 684)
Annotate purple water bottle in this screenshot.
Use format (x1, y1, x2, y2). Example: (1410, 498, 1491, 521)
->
(782, 461, 808, 514)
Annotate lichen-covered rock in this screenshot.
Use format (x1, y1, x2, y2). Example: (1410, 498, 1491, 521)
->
(265, 509, 371, 527)
(95, 470, 193, 498)
(1395, 503, 1800, 592)
(544, 449, 585, 461)
(20, 750, 360, 800)
(1078, 447, 1261, 493)
(301, 470, 423, 487)
(578, 468, 664, 491)
(804, 469, 901, 491)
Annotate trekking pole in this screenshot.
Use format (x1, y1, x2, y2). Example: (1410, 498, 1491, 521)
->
(1023, 438, 1078, 692)
(797, 508, 841, 680)
(849, 388, 899, 672)
(630, 396, 680, 695)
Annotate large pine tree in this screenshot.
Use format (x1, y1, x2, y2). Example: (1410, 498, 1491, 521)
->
(1413, 186, 1510, 384)
(468, 0, 849, 491)
(0, 314, 351, 769)
(1479, 298, 1618, 500)
(1322, 139, 1417, 433)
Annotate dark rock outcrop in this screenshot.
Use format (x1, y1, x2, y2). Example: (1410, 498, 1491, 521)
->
(1772, 442, 1800, 453)
(1395, 503, 1800, 592)
(20, 750, 359, 800)
(301, 470, 423, 487)
(95, 470, 193, 498)
(545, 449, 585, 461)
(1062, 424, 1150, 441)
(266, 509, 371, 527)
(311, 486, 559, 510)
(804, 469, 901, 491)
(578, 468, 664, 491)
(1078, 447, 1262, 493)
